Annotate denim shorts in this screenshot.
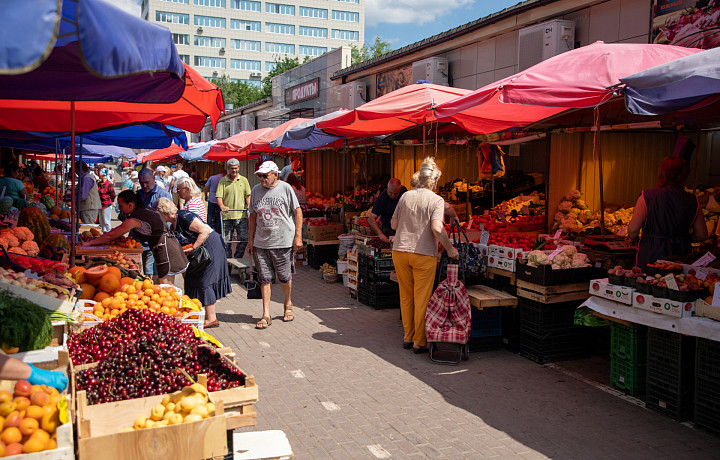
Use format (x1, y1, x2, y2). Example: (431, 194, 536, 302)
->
(142, 249, 156, 275)
(253, 247, 294, 284)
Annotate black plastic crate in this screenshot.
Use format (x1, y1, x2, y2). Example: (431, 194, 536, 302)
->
(696, 338, 720, 381)
(520, 329, 587, 364)
(587, 325, 611, 359)
(610, 356, 646, 396)
(502, 305, 521, 353)
(695, 375, 720, 437)
(367, 270, 393, 283)
(469, 335, 503, 352)
(645, 328, 695, 421)
(368, 257, 394, 271)
(610, 323, 647, 364)
(358, 291, 400, 309)
(519, 298, 581, 337)
(470, 307, 502, 338)
(307, 244, 339, 269)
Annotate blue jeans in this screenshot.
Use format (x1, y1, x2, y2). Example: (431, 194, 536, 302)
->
(223, 218, 248, 259)
(207, 202, 222, 235)
(142, 249, 156, 275)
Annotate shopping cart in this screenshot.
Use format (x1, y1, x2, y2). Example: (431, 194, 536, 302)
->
(425, 264, 471, 364)
(219, 208, 251, 281)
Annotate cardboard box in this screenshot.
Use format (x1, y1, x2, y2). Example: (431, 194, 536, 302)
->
(487, 255, 516, 272)
(303, 223, 344, 241)
(474, 243, 489, 257)
(632, 292, 694, 318)
(589, 278, 634, 305)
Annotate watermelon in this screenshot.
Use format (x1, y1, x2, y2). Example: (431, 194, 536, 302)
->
(40, 195, 55, 210)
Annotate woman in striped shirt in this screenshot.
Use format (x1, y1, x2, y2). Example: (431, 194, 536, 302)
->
(176, 177, 207, 223)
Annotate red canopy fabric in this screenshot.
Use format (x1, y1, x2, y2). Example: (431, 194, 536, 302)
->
(434, 42, 702, 134)
(206, 128, 273, 160)
(244, 118, 312, 153)
(316, 83, 472, 137)
(136, 143, 184, 163)
(0, 64, 224, 133)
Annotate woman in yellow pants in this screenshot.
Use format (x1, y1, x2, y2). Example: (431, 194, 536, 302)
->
(391, 158, 459, 353)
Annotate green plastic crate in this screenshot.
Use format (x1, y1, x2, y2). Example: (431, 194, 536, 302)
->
(610, 356, 646, 396)
(610, 323, 647, 364)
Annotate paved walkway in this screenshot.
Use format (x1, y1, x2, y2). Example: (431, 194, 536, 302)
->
(192, 266, 720, 459)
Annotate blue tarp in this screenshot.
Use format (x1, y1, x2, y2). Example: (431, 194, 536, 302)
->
(180, 141, 217, 161)
(269, 111, 346, 151)
(621, 47, 720, 116)
(0, 0, 184, 102)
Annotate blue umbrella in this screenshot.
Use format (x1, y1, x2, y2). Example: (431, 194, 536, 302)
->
(269, 111, 348, 151)
(0, 0, 184, 102)
(180, 140, 219, 161)
(620, 47, 719, 115)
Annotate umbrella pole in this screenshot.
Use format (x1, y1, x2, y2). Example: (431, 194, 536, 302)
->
(595, 107, 606, 235)
(342, 140, 347, 221)
(466, 144, 470, 220)
(70, 102, 77, 267)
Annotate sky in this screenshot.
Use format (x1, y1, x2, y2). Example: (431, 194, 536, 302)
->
(103, 0, 523, 51)
(365, 0, 522, 49)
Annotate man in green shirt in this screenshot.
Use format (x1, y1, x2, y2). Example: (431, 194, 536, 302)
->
(216, 158, 252, 259)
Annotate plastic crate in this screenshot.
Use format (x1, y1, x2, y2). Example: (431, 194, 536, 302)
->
(307, 243, 339, 269)
(358, 291, 400, 309)
(519, 329, 587, 364)
(696, 338, 720, 381)
(588, 325, 611, 359)
(610, 356, 646, 396)
(501, 305, 521, 353)
(368, 257, 394, 271)
(358, 281, 399, 297)
(367, 270, 393, 283)
(470, 307, 502, 338)
(694, 375, 720, 437)
(469, 335, 503, 352)
(519, 298, 581, 338)
(610, 323, 647, 364)
(645, 328, 695, 421)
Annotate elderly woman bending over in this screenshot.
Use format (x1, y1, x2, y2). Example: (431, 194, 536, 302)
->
(391, 157, 459, 354)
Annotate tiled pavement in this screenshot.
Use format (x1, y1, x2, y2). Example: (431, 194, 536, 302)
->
(194, 266, 720, 459)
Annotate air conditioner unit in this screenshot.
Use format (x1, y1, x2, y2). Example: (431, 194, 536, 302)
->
(240, 114, 255, 131)
(219, 47, 225, 53)
(411, 57, 448, 86)
(212, 71, 218, 77)
(340, 81, 366, 110)
(518, 19, 575, 71)
(197, 27, 203, 34)
(229, 117, 240, 135)
(249, 72, 261, 78)
(201, 125, 212, 142)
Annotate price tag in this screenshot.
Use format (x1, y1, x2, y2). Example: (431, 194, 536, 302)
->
(696, 267, 709, 281)
(712, 282, 720, 307)
(467, 219, 474, 230)
(554, 229, 562, 240)
(480, 230, 490, 246)
(549, 246, 564, 261)
(663, 273, 679, 291)
(693, 251, 716, 267)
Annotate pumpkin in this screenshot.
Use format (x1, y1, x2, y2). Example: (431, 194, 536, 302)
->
(17, 207, 50, 245)
(42, 233, 70, 252)
(49, 206, 62, 216)
(84, 265, 109, 284)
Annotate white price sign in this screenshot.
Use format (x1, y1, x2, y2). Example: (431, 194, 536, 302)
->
(553, 229, 562, 240)
(693, 251, 716, 267)
(696, 267, 709, 281)
(663, 273, 679, 291)
(712, 282, 720, 307)
(549, 246, 564, 261)
(480, 230, 490, 246)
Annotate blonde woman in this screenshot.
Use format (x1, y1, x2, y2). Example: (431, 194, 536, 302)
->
(176, 176, 207, 223)
(391, 158, 459, 353)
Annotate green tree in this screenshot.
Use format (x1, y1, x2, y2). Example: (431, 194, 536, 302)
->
(211, 75, 264, 108)
(261, 57, 302, 98)
(351, 36, 393, 65)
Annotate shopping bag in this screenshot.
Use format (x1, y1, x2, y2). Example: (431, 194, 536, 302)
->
(245, 254, 262, 299)
(439, 222, 483, 284)
(186, 243, 211, 276)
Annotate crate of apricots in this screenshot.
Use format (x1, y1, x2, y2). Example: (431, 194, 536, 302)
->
(71, 265, 205, 330)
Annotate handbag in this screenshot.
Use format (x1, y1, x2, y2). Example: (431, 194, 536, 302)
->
(153, 231, 189, 276)
(186, 243, 211, 276)
(245, 252, 262, 299)
(439, 222, 484, 285)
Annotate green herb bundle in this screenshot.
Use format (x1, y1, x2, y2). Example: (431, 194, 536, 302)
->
(0, 290, 53, 351)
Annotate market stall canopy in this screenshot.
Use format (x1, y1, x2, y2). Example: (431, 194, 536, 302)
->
(316, 84, 472, 137)
(136, 143, 184, 164)
(269, 110, 348, 150)
(180, 140, 220, 161)
(0, 123, 187, 151)
(23, 152, 117, 164)
(241, 118, 312, 153)
(433, 41, 701, 134)
(206, 128, 273, 160)
(137, 139, 219, 163)
(0, 0, 185, 102)
(620, 46, 720, 115)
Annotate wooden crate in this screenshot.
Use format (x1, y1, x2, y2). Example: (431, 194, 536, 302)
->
(516, 280, 590, 304)
(485, 267, 517, 285)
(466, 285, 518, 310)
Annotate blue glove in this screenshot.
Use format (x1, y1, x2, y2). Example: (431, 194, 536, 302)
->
(28, 364, 68, 391)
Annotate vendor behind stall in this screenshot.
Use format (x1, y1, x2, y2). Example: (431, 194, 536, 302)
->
(627, 157, 708, 268)
(369, 178, 407, 242)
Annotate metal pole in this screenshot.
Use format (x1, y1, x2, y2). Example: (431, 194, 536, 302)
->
(466, 144, 470, 219)
(544, 133, 551, 234)
(342, 140, 347, 223)
(70, 102, 77, 267)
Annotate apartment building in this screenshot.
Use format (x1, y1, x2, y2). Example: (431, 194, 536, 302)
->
(141, 0, 364, 85)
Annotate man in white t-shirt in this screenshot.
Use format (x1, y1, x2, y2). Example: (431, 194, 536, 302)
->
(168, 163, 189, 207)
(204, 170, 226, 235)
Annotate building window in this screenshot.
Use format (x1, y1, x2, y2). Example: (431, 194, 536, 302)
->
(299, 45, 327, 57)
(179, 54, 190, 64)
(331, 29, 359, 40)
(298, 26, 327, 38)
(334, 0, 359, 3)
(266, 22, 294, 35)
(194, 56, 226, 68)
(156, 11, 189, 24)
(298, 6, 327, 19)
(194, 0, 225, 6)
(265, 3, 294, 15)
(265, 42, 295, 54)
(231, 19, 261, 31)
(332, 10, 359, 22)
(230, 0, 260, 10)
(238, 79, 262, 88)
(159, 0, 189, 3)
(265, 61, 277, 72)
(195, 36, 226, 48)
(232, 39, 261, 51)
(172, 34, 189, 45)
(231, 59, 261, 70)
(194, 15, 226, 28)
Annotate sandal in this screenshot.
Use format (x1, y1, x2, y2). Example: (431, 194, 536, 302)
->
(204, 319, 220, 329)
(283, 306, 294, 322)
(255, 316, 272, 329)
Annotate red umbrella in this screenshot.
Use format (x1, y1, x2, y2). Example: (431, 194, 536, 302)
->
(206, 128, 273, 161)
(243, 118, 312, 153)
(316, 83, 472, 137)
(434, 41, 701, 134)
(136, 143, 184, 164)
(0, 64, 224, 133)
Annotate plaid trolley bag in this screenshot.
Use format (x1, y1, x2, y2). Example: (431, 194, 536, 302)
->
(425, 264, 471, 364)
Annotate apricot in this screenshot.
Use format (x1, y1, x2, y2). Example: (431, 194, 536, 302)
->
(45, 438, 57, 450)
(4, 411, 22, 428)
(4, 442, 22, 456)
(13, 396, 30, 411)
(13, 381, 31, 398)
(41, 409, 61, 433)
(25, 405, 43, 421)
(19, 417, 38, 436)
(1, 426, 22, 444)
(0, 391, 11, 403)
(23, 436, 46, 453)
(0, 440, 4, 456)
(30, 391, 49, 407)
(0, 415, 4, 431)
(0, 401, 16, 417)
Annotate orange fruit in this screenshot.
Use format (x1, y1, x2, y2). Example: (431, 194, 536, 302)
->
(141, 296, 151, 304)
(101, 298, 113, 308)
(142, 279, 153, 290)
(134, 281, 144, 291)
(151, 285, 162, 294)
(144, 289, 154, 297)
(110, 309, 120, 317)
(18, 417, 38, 436)
(151, 294, 160, 302)
(79, 283, 95, 300)
(160, 306, 170, 315)
(24, 406, 43, 422)
(120, 277, 136, 287)
(106, 266, 122, 279)
(93, 291, 111, 303)
(98, 274, 120, 293)
(1, 426, 21, 444)
(68, 266, 86, 284)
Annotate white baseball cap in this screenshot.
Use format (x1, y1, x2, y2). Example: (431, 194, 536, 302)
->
(130, 171, 138, 179)
(156, 166, 167, 172)
(256, 161, 279, 175)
